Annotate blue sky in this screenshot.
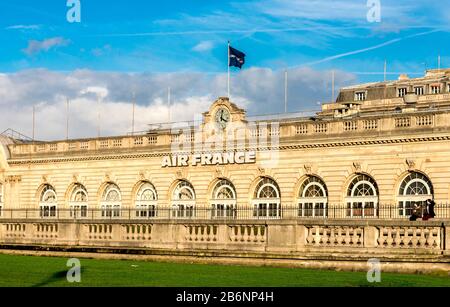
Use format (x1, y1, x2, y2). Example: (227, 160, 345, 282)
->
(1, 0, 448, 75)
(0, 0, 449, 140)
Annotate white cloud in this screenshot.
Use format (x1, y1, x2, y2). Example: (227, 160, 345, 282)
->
(192, 41, 215, 52)
(6, 24, 41, 30)
(23, 37, 71, 56)
(80, 86, 109, 98)
(0, 68, 356, 141)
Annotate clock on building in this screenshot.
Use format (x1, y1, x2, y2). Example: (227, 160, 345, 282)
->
(215, 107, 231, 129)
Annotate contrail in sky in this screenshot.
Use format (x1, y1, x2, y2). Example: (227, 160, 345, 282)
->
(294, 29, 441, 68)
(91, 26, 443, 38)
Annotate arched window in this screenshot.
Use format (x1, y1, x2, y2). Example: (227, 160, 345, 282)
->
(345, 174, 379, 218)
(69, 184, 88, 218)
(252, 177, 281, 218)
(0, 183, 3, 217)
(39, 184, 57, 218)
(210, 179, 237, 219)
(298, 176, 328, 218)
(172, 180, 195, 218)
(398, 172, 433, 217)
(135, 181, 158, 218)
(101, 183, 121, 218)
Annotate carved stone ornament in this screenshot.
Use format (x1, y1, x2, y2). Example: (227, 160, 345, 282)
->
(353, 162, 361, 172)
(72, 174, 79, 183)
(406, 159, 416, 170)
(104, 173, 111, 182)
(304, 164, 312, 175)
(215, 168, 223, 177)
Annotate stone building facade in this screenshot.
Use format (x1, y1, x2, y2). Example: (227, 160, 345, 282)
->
(0, 69, 450, 270)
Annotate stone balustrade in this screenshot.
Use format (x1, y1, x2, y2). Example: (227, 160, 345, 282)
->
(1, 219, 449, 260)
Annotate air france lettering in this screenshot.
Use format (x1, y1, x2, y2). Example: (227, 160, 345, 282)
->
(162, 152, 256, 167)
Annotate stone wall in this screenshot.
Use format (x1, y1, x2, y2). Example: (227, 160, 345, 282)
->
(1, 219, 449, 259)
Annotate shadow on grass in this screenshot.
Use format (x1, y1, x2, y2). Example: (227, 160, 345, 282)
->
(32, 268, 86, 287)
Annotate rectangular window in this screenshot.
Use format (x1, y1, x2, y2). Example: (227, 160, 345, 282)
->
(134, 137, 144, 146)
(250, 129, 263, 138)
(112, 139, 122, 147)
(343, 121, 358, 131)
(314, 123, 328, 133)
(355, 91, 366, 101)
(99, 140, 109, 148)
(431, 85, 441, 94)
(148, 135, 158, 144)
(398, 88, 408, 97)
(185, 133, 195, 142)
(295, 124, 308, 135)
(416, 115, 433, 126)
(80, 142, 89, 150)
(395, 117, 411, 128)
(49, 144, 58, 151)
(414, 87, 424, 96)
(269, 126, 280, 137)
(363, 119, 378, 130)
(68, 143, 78, 150)
(36, 144, 46, 152)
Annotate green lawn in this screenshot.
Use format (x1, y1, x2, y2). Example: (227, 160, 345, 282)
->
(0, 254, 448, 287)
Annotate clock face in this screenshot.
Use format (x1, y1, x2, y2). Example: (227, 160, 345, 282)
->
(215, 107, 231, 129)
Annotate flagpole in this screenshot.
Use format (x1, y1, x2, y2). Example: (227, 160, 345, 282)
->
(168, 87, 171, 123)
(97, 95, 101, 138)
(331, 70, 335, 102)
(284, 70, 288, 113)
(32, 105, 35, 142)
(66, 97, 70, 140)
(227, 41, 230, 99)
(131, 91, 136, 135)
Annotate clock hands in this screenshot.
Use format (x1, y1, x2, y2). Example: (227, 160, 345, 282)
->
(219, 110, 228, 123)
(217, 109, 229, 129)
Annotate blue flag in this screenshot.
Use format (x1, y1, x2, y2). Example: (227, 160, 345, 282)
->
(229, 46, 246, 69)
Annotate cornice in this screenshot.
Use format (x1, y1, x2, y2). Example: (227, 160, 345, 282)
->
(6, 135, 450, 166)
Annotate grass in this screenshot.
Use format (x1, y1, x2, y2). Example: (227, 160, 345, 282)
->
(0, 254, 448, 287)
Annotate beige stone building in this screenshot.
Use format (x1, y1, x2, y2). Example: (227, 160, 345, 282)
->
(2, 68, 450, 218)
(0, 69, 450, 271)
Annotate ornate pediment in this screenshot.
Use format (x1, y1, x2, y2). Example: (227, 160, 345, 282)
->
(202, 97, 247, 128)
